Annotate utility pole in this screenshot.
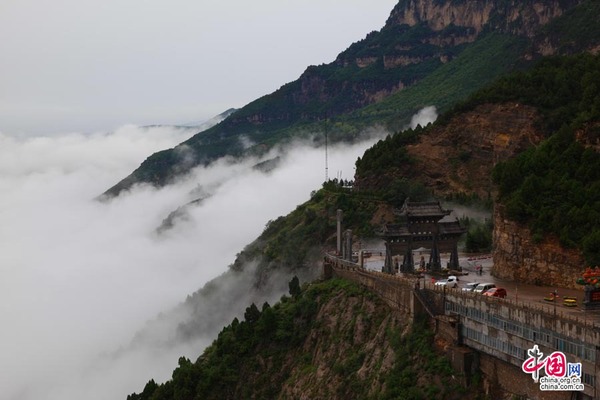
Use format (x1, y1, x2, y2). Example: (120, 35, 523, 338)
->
(325, 128, 329, 182)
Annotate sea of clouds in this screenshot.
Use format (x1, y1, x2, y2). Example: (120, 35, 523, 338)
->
(0, 123, 391, 399)
(0, 106, 439, 399)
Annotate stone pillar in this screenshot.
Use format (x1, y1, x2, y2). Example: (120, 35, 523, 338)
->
(384, 241, 393, 274)
(323, 258, 333, 279)
(449, 243, 460, 270)
(402, 242, 414, 273)
(344, 229, 353, 262)
(336, 209, 343, 255)
(430, 234, 441, 271)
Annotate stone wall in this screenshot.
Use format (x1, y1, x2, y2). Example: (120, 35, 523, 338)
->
(478, 353, 573, 400)
(329, 264, 415, 317)
(324, 258, 599, 398)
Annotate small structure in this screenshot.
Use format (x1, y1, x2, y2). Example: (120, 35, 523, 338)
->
(377, 199, 466, 274)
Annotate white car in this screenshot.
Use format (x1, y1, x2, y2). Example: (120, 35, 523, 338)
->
(435, 275, 458, 288)
(462, 282, 480, 292)
(473, 283, 496, 294)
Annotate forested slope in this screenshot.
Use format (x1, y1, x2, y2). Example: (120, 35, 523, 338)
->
(128, 279, 479, 400)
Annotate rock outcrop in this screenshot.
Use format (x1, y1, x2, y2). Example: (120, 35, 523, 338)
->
(386, 0, 581, 39)
(356, 102, 546, 200)
(493, 204, 585, 289)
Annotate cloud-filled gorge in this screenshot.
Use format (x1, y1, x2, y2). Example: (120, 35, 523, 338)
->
(0, 125, 387, 400)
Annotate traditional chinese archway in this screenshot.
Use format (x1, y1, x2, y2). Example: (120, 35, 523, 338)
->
(377, 199, 466, 274)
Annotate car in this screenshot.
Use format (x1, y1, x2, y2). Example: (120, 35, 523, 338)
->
(435, 275, 458, 288)
(483, 287, 507, 298)
(462, 282, 480, 292)
(473, 283, 496, 294)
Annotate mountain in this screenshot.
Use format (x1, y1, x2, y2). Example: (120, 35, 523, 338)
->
(104, 0, 600, 197)
(128, 48, 600, 400)
(178, 108, 238, 129)
(128, 279, 480, 400)
(121, 0, 600, 397)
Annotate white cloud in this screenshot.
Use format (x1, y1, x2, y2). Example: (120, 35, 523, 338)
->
(0, 125, 386, 400)
(408, 105, 438, 129)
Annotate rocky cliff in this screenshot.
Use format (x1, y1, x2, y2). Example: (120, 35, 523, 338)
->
(493, 204, 585, 289)
(493, 121, 600, 288)
(356, 100, 599, 287)
(128, 279, 481, 400)
(386, 0, 580, 38)
(356, 102, 546, 200)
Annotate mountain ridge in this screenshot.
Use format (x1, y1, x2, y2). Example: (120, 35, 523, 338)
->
(119, 2, 600, 397)
(103, 0, 596, 197)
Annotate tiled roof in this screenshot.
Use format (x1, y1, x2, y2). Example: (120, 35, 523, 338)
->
(396, 200, 451, 218)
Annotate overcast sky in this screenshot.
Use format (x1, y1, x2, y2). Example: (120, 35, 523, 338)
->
(0, 0, 397, 137)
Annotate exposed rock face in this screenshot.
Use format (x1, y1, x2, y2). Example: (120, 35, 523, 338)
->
(575, 122, 600, 152)
(387, 0, 495, 34)
(355, 101, 591, 288)
(408, 103, 545, 199)
(247, 0, 585, 127)
(493, 204, 585, 289)
(356, 102, 546, 200)
(386, 0, 580, 38)
(278, 292, 404, 399)
(492, 123, 600, 288)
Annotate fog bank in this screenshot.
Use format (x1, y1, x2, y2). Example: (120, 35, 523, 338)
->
(0, 125, 386, 399)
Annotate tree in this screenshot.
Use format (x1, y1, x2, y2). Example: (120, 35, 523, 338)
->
(289, 276, 301, 298)
(244, 303, 261, 324)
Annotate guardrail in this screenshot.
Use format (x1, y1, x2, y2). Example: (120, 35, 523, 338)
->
(325, 252, 599, 329)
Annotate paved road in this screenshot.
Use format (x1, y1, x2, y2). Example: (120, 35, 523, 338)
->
(363, 253, 600, 325)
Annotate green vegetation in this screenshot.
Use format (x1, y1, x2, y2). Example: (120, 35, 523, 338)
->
(539, 0, 600, 54)
(493, 127, 600, 264)
(354, 33, 529, 131)
(484, 54, 600, 264)
(461, 216, 494, 253)
(128, 278, 475, 400)
(383, 316, 468, 400)
(355, 126, 421, 175)
(443, 53, 600, 133)
(355, 53, 600, 263)
(127, 277, 319, 400)
(126, 279, 369, 400)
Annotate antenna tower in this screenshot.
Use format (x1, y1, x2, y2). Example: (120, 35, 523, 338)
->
(325, 129, 329, 182)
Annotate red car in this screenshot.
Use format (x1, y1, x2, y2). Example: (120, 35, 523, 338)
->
(483, 287, 507, 298)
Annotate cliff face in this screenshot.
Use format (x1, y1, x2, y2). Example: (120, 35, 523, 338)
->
(492, 122, 600, 287)
(386, 0, 581, 40)
(275, 291, 402, 399)
(355, 100, 594, 286)
(407, 103, 545, 199)
(129, 279, 481, 400)
(356, 102, 546, 200)
(493, 204, 585, 289)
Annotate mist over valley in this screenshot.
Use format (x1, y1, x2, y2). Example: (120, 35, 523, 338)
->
(0, 122, 391, 399)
